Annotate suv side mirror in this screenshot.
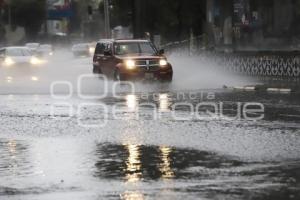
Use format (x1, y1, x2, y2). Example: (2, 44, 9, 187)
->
(158, 49, 165, 55)
(104, 50, 112, 56)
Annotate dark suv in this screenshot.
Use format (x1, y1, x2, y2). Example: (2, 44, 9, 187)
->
(92, 39, 173, 82)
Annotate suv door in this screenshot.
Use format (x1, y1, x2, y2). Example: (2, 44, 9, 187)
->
(93, 42, 105, 74)
(101, 43, 115, 78)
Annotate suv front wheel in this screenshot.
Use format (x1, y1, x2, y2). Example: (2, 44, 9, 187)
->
(114, 69, 124, 81)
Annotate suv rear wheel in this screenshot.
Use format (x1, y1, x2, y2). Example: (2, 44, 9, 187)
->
(93, 65, 102, 74)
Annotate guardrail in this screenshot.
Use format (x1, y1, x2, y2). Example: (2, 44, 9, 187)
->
(213, 52, 300, 77)
(162, 37, 300, 78)
(161, 35, 206, 56)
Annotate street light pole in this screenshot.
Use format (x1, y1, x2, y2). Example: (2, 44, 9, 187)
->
(45, 0, 48, 37)
(103, 0, 110, 38)
(7, 0, 11, 28)
(132, 0, 143, 39)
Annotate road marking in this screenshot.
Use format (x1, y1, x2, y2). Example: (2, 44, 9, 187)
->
(279, 114, 300, 118)
(232, 86, 293, 93)
(244, 86, 256, 91)
(233, 86, 255, 91)
(267, 88, 292, 93)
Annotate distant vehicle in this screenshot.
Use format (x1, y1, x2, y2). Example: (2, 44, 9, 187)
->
(71, 43, 93, 57)
(92, 39, 173, 82)
(0, 47, 44, 67)
(88, 42, 96, 55)
(37, 44, 54, 57)
(25, 43, 40, 54)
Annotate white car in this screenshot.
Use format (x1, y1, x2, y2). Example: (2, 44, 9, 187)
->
(72, 43, 93, 57)
(25, 43, 40, 54)
(0, 47, 44, 67)
(37, 44, 54, 57)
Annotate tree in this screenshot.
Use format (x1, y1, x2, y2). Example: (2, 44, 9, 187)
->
(11, 0, 46, 41)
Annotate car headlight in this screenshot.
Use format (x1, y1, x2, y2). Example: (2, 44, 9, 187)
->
(125, 60, 136, 70)
(89, 47, 95, 54)
(4, 57, 15, 66)
(31, 76, 39, 81)
(159, 59, 168, 67)
(49, 52, 53, 56)
(30, 57, 41, 65)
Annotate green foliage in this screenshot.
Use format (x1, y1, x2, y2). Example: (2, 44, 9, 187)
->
(11, 0, 46, 40)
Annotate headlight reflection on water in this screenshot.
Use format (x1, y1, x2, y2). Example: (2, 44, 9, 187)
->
(6, 140, 18, 176)
(124, 144, 175, 183)
(6, 76, 13, 83)
(126, 95, 138, 111)
(125, 144, 142, 183)
(120, 191, 145, 200)
(159, 94, 171, 112)
(159, 146, 175, 179)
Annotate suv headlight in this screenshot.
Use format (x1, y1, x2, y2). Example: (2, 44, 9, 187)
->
(125, 60, 136, 70)
(159, 59, 168, 67)
(4, 57, 15, 66)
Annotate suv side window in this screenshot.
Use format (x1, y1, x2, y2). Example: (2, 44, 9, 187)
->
(102, 43, 112, 55)
(95, 43, 105, 55)
(105, 43, 112, 52)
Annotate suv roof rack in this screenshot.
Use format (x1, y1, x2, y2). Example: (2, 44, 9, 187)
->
(98, 38, 149, 43)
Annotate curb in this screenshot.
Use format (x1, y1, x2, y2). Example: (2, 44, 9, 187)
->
(266, 88, 292, 93)
(232, 85, 294, 94)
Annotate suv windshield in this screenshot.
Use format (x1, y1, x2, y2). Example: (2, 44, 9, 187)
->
(114, 42, 157, 56)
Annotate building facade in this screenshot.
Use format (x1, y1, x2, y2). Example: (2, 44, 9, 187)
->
(206, 0, 300, 51)
(46, 0, 104, 40)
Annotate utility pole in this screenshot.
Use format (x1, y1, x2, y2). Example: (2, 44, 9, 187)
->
(0, 0, 4, 45)
(7, 0, 11, 28)
(103, 0, 110, 38)
(45, 0, 48, 37)
(0, 0, 3, 24)
(132, 0, 143, 39)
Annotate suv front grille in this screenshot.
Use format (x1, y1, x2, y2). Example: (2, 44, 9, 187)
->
(135, 60, 160, 71)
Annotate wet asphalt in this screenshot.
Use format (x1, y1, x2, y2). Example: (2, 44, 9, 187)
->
(0, 50, 299, 200)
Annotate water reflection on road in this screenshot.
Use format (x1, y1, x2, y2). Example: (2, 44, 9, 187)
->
(0, 90, 300, 199)
(0, 138, 300, 199)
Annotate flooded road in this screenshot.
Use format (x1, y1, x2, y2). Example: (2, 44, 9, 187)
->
(0, 51, 300, 199)
(0, 138, 300, 200)
(0, 91, 299, 200)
